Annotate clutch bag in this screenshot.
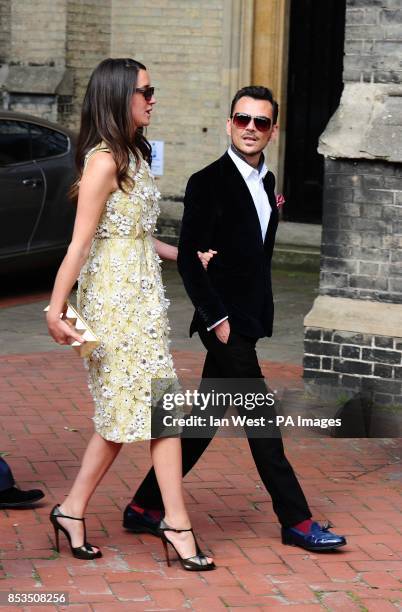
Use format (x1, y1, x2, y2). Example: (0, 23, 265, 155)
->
(44, 302, 100, 358)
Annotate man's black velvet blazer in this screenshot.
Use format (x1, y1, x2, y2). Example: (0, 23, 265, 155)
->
(177, 151, 279, 339)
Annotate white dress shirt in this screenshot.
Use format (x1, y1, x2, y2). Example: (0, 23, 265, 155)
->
(227, 146, 271, 241)
(206, 147, 272, 331)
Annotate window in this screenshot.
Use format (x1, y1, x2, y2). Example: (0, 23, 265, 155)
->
(0, 119, 69, 166)
(30, 124, 69, 159)
(0, 120, 31, 165)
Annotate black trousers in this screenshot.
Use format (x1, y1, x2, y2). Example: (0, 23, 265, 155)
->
(134, 327, 312, 528)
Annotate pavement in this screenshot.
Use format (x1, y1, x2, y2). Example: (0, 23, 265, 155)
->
(0, 263, 317, 363)
(0, 263, 401, 611)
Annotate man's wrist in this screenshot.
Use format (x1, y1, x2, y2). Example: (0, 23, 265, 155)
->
(207, 316, 228, 332)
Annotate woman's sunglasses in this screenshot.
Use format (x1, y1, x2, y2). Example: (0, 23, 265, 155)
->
(232, 113, 272, 132)
(135, 86, 155, 101)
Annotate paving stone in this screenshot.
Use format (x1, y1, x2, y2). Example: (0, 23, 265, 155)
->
(0, 270, 401, 608)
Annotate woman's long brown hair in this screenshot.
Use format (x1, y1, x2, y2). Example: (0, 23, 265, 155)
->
(69, 58, 152, 199)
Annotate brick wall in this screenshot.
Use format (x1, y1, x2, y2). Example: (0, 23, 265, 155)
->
(1, 1, 111, 126)
(65, 0, 111, 130)
(111, 0, 226, 198)
(320, 158, 402, 304)
(0, 0, 10, 63)
(7, 94, 58, 122)
(344, 0, 402, 83)
(1, 0, 228, 199)
(10, 0, 66, 66)
(304, 327, 402, 405)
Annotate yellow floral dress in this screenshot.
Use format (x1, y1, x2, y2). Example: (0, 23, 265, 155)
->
(77, 143, 176, 443)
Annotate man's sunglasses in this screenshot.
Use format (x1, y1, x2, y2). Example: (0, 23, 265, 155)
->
(135, 86, 155, 101)
(232, 113, 272, 132)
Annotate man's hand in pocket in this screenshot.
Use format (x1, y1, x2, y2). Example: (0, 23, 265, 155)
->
(214, 319, 230, 344)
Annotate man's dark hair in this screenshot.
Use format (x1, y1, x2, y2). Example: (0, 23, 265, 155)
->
(230, 86, 279, 125)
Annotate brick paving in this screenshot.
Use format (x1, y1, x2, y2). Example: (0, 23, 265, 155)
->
(0, 349, 401, 611)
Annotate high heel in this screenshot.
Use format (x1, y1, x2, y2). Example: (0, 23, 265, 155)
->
(49, 504, 102, 560)
(158, 519, 215, 571)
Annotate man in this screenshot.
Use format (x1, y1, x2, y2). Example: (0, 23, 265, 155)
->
(0, 457, 44, 508)
(124, 86, 346, 552)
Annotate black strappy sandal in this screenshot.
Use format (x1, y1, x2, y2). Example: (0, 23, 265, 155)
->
(49, 504, 102, 560)
(158, 519, 215, 571)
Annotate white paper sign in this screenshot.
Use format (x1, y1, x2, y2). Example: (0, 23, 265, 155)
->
(149, 140, 164, 176)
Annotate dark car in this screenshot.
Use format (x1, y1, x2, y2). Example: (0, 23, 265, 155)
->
(0, 111, 77, 274)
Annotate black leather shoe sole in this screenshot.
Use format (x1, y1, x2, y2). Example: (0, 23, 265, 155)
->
(0, 491, 45, 508)
(290, 542, 346, 551)
(123, 520, 160, 537)
(282, 538, 346, 551)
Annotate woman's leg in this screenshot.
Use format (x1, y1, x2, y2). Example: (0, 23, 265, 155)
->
(57, 432, 122, 550)
(150, 436, 212, 562)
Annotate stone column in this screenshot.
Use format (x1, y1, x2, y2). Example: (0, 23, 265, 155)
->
(303, 0, 402, 407)
(252, 0, 290, 189)
(220, 0, 254, 152)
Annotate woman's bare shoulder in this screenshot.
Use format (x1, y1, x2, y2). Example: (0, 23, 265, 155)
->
(81, 150, 118, 193)
(85, 149, 117, 172)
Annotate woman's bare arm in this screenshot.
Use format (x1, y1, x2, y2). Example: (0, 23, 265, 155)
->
(152, 237, 217, 270)
(46, 152, 118, 345)
(152, 237, 178, 261)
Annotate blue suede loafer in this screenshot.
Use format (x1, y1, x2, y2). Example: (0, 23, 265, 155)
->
(123, 504, 161, 537)
(282, 521, 347, 551)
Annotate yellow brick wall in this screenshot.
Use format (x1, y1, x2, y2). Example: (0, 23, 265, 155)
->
(10, 0, 67, 66)
(0, 0, 11, 62)
(65, 0, 111, 129)
(1, 0, 230, 201)
(111, 0, 226, 198)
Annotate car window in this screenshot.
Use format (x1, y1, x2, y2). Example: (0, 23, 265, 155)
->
(0, 120, 32, 165)
(30, 124, 69, 159)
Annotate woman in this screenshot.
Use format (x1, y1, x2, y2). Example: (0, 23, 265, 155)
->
(46, 58, 215, 571)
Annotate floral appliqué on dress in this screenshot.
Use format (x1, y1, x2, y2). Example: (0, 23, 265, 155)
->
(77, 144, 176, 442)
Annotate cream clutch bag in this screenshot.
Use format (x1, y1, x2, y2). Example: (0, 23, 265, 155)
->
(44, 302, 100, 358)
